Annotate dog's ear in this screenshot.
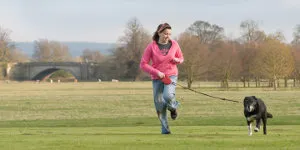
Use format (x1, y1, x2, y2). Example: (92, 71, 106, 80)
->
(252, 96, 257, 100)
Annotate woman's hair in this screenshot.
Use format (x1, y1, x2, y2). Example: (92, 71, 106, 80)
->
(152, 23, 172, 42)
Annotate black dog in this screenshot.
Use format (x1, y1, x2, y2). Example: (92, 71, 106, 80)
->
(243, 96, 273, 136)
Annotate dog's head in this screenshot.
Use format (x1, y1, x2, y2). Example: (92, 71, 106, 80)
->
(244, 96, 258, 112)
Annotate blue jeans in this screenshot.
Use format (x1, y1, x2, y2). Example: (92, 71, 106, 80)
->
(152, 76, 179, 134)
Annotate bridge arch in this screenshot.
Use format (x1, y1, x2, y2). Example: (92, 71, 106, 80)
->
(32, 68, 78, 81)
(9, 62, 97, 81)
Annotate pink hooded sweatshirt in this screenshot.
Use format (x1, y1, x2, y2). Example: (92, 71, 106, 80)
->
(140, 40, 184, 80)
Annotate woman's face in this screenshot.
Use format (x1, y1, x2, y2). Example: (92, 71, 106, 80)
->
(159, 29, 172, 43)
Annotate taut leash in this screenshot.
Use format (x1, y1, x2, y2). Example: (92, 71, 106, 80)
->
(176, 82, 241, 103)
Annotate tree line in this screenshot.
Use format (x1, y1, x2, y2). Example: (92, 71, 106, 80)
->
(110, 18, 300, 90)
(1, 18, 300, 90)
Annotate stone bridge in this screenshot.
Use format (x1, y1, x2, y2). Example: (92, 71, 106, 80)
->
(8, 62, 99, 81)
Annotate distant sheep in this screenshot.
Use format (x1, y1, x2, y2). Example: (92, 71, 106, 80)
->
(112, 79, 119, 82)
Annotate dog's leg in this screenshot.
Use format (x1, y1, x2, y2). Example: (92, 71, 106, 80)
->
(247, 115, 256, 122)
(254, 119, 261, 132)
(247, 121, 252, 136)
(262, 117, 267, 135)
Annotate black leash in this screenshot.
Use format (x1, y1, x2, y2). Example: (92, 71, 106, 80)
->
(176, 82, 241, 103)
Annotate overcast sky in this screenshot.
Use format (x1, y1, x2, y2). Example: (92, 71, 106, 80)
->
(0, 0, 299, 43)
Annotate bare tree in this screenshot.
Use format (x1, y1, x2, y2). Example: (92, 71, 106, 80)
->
(291, 24, 300, 86)
(32, 39, 51, 62)
(177, 32, 209, 88)
(50, 41, 72, 62)
(187, 20, 224, 45)
(239, 20, 266, 87)
(113, 17, 151, 81)
(240, 20, 266, 46)
(209, 41, 241, 89)
(292, 24, 300, 46)
(0, 27, 15, 62)
(292, 47, 300, 86)
(239, 46, 259, 87)
(81, 48, 104, 63)
(32, 39, 72, 62)
(269, 31, 286, 42)
(8, 48, 29, 62)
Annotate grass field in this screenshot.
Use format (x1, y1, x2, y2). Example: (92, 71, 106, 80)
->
(0, 81, 300, 150)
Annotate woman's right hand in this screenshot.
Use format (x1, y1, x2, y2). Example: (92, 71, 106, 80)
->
(157, 71, 165, 79)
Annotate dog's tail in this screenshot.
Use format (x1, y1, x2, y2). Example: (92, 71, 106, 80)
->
(267, 112, 273, 118)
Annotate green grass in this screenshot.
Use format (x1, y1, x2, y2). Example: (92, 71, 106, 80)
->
(0, 81, 300, 149)
(0, 116, 300, 128)
(0, 126, 299, 150)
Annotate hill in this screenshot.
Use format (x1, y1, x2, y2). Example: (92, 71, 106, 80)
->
(14, 42, 116, 57)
